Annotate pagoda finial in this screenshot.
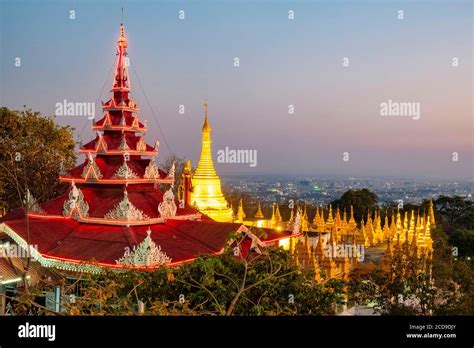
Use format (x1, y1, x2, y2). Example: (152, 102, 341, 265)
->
(119, 22, 127, 48)
(202, 99, 211, 132)
(112, 21, 129, 92)
(428, 198, 436, 227)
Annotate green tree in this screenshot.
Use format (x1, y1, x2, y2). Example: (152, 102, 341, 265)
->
(331, 189, 378, 223)
(10, 235, 346, 316)
(64, 243, 346, 316)
(159, 154, 187, 193)
(0, 107, 76, 211)
(435, 196, 474, 233)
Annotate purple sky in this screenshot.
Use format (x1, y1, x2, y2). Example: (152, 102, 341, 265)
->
(1, 0, 472, 179)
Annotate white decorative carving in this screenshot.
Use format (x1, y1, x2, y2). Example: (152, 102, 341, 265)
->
(63, 182, 89, 218)
(136, 137, 146, 152)
(292, 210, 301, 234)
(144, 158, 160, 179)
(132, 116, 139, 128)
(96, 133, 108, 152)
(116, 227, 172, 267)
(105, 190, 149, 221)
(26, 189, 45, 214)
(112, 161, 139, 179)
(82, 153, 103, 180)
(119, 135, 130, 151)
(158, 187, 177, 219)
(166, 162, 175, 179)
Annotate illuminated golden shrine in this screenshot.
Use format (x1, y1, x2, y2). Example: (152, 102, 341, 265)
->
(187, 101, 234, 222)
(235, 199, 436, 281)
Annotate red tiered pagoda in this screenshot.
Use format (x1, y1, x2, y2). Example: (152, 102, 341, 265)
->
(0, 24, 296, 273)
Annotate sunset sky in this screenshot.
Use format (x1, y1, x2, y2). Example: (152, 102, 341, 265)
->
(1, 0, 472, 179)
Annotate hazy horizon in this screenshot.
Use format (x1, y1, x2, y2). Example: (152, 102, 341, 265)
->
(1, 0, 472, 180)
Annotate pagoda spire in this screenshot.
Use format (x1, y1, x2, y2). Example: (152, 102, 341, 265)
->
(274, 204, 282, 224)
(237, 199, 246, 222)
(202, 98, 211, 132)
(190, 100, 233, 222)
(254, 202, 264, 219)
(194, 100, 218, 178)
(112, 23, 130, 92)
(348, 205, 357, 230)
(326, 204, 334, 227)
(313, 206, 319, 225)
(428, 198, 436, 227)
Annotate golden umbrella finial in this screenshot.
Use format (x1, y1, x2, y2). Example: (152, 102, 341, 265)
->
(202, 98, 211, 132)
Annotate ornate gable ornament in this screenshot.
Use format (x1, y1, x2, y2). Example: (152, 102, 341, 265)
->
(26, 189, 45, 214)
(105, 189, 149, 221)
(82, 153, 103, 180)
(63, 182, 89, 218)
(116, 227, 172, 267)
(166, 162, 175, 179)
(103, 112, 112, 127)
(112, 160, 139, 179)
(136, 136, 146, 152)
(143, 157, 160, 179)
(291, 210, 301, 235)
(96, 133, 108, 152)
(158, 187, 177, 219)
(119, 134, 130, 151)
(132, 115, 139, 128)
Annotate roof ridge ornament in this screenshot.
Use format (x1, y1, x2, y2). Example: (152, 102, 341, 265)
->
(63, 181, 89, 219)
(158, 187, 177, 219)
(112, 157, 139, 179)
(119, 134, 130, 151)
(96, 133, 108, 152)
(82, 153, 103, 180)
(136, 136, 146, 152)
(105, 189, 149, 221)
(143, 157, 160, 179)
(116, 227, 172, 267)
(166, 161, 175, 179)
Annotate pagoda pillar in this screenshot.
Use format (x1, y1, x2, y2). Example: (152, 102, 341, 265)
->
(182, 160, 192, 206)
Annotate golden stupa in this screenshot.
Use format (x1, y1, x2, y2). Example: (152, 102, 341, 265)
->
(190, 100, 234, 222)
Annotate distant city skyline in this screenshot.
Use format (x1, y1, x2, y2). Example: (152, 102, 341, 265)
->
(221, 174, 473, 207)
(1, 0, 472, 179)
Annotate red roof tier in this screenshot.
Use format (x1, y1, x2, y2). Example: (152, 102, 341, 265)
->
(1, 214, 295, 271)
(93, 112, 146, 132)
